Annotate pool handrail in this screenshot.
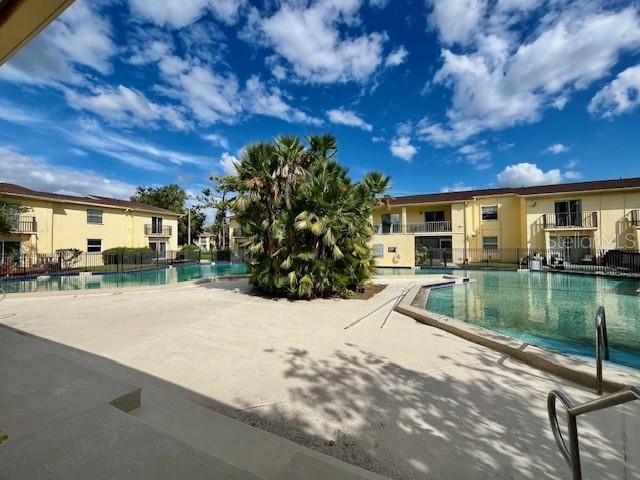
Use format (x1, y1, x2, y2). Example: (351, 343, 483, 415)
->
(595, 306, 610, 395)
(547, 385, 640, 480)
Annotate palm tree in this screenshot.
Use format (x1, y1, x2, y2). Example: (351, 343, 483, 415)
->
(214, 134, 389, 299)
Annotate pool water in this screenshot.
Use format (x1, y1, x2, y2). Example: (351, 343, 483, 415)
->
(425, 270, 640, 369)
(0, 262, 248, 294)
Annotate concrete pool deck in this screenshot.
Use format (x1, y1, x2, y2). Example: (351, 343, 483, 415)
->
(1, 276, 639, 479)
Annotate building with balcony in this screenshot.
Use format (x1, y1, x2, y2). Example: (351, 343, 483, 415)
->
(0, 183, 179, 258)
(372, 177, 640, 268)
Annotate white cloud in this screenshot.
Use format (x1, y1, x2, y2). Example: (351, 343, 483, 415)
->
(69, 121, 208, 171)
(496, 163, 563, 186)
(589, 65, 640, 118)
(458, 142, 491, 169)
(326, 108, 372, 131)
(564, 170, 582, 180)
(0, 146, 136, 199)
(219, 152, 240, 175)
(246, 1, 387, 83)
(427, 0, 487, 46)
(371, 136, 385, 143)
(385, 46, 408, 67)
(440, 182, 474, 192)
(0, 0, 115, 86)
(546, 143, 569, 154)
(390, 137, 418, 161)
(128, 0, 245, 28)
(65, 85, 189, 130)
(0, 101, 45, 125)
(369, 0, 389, 7)
(203, 133, 230, 150)
(158, 55, 242, 124)
(243, 76, 322, 125)
(421, 6, 640, 146)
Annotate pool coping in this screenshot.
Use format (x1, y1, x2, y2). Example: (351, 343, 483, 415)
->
(0, 274, 250, 299)
(395, 280, 640, 393)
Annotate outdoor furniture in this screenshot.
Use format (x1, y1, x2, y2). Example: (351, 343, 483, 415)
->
(550, 255, 565, 269)
(581, 254, 595, 265)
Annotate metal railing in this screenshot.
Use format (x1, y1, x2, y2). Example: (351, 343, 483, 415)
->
(595, 306, 609, 395)
(630, 210, 640, 227)
(409, 247, 640, 275)
(539, 211, 598, 229)
(0, 249, 200, 278)
(9, 216, 37, 233)
(373, 221, 451, 234)
(548, 385, 640, 480)
(144, 225, 172, 236)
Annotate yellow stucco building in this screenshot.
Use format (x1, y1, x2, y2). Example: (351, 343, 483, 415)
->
(371, 177, 640, 268)
(1, 183, 179, 258)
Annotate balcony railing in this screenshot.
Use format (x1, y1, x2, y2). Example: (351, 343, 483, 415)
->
(373, 221, 451, 234)
(10, 216, 37, 233)
(540, 211, 598, 229)
(144, 225, 172, 236)
(631, 210, 640, 227)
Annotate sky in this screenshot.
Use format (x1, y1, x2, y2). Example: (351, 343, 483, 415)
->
(1, 0, 639, 209)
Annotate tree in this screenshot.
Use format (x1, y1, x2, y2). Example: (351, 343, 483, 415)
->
(0, 199, 29, 234)
(211, 134, 390, 299)
(132, 184, 205, 245)
(202, 176, 238, 251)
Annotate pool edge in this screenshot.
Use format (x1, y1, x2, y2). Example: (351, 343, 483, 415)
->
(396, 284, 640, 393)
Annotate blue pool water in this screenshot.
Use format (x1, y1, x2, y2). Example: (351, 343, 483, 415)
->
(424, 270, 640, 370)
(0, 262, 248, 294)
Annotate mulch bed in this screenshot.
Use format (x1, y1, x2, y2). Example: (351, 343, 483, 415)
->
(348, 283, 387, 300)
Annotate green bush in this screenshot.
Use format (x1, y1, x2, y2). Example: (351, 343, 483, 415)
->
(180, 244, 200, 253)
(102, 247, 154, 265)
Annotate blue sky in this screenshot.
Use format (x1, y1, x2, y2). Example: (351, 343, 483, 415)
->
(1, 0, 639, 208)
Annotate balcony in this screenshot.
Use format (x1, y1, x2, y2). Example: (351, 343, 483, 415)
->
(144, 225, 172, 236)
(373, 221, 451, 235)
(630, 210, 640, 228)
(232, 228, 247, 237)
(539, 211, 598, 229)
(9, 216, 37, 233)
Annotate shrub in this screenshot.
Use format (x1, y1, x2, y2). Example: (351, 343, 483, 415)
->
(102, 247, 154, 265)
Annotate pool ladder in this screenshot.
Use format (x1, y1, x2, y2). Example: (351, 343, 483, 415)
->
(547, 306, 640, 479)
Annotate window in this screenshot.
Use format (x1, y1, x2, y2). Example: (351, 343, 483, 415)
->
(381, 213, 400, 233)
(87, 239, 102, 253)
(87, 209, 103, 224)
(373, 244, 384, 258)
(483, 236, 498, 250)
(151, 216, 163, 234)
(481, 206, 498, 220)
(425, 211, 445, 222)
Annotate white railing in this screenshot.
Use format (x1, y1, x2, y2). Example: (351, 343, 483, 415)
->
(373, 221, 451, 234)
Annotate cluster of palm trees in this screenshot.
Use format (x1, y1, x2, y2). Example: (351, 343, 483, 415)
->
(215, 134, 389, 299)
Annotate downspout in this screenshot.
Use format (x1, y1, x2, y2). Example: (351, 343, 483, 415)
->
(463, 202, 468, 263)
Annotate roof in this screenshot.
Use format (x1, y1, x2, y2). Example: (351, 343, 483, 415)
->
(388, 177, 640, 206)
(0, 183, 179, 216)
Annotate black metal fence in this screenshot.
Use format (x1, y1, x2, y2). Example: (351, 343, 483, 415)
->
(417, 247, 640, 275)
(0, 249, 202, 278)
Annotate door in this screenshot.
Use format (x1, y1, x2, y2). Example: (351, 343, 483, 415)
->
(149, 241, 167, 259)
(554, 200, 581, 227)
(152, 216, 163, 234)
(0, 240, 20, 257)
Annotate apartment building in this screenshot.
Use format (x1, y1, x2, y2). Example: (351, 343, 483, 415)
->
(0, 183, 179, 258)
(372, 177, 640, 268)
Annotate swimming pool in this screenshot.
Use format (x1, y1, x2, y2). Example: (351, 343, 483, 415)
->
(425, 270, 640, 370)
(0, 262, 248, 294)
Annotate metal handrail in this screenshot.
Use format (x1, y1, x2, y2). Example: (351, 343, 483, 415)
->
(548, 385, 640, 480)
(595, 306, 610, 395)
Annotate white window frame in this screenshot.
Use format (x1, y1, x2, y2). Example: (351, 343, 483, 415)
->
(87, 239, 102, 253)
(483, 236, 498, 250)
(87, 209, 103, 224)
(481, 205, 498, 221)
